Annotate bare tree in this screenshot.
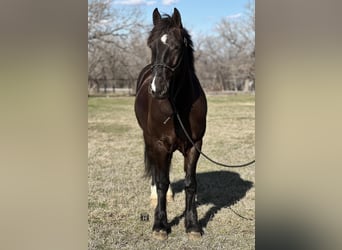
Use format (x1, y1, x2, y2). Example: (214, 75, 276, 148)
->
(88, 0, 148, 93)
(216, 0, 255, 91)
(196, 1, 255, 91)
(88, 1, 255, 93)
(88, 0, 144, 49)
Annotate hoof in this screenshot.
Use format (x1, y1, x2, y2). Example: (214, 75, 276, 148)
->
(152, 230, 168, 240)
(187, 231, 202, 240)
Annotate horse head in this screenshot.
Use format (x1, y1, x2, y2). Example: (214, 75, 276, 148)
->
(147, 8, 190, 99)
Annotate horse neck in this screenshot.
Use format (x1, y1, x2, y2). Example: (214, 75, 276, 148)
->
(170, 64, 197, 113)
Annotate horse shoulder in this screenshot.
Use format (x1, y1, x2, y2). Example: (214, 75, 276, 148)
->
(189, 88, 207, 140)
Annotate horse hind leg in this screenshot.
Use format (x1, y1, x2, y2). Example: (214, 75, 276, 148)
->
(166, 184, 174, 202)
(150, 179, 158, 207)
(150, 152, 173, 207)
(151, 183, 173, 207)
(145, 144, 172, 240)
(145, 146, 168, 207)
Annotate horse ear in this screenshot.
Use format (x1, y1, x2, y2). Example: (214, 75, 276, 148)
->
(172, 8, 183, 28)
(153, 8, 161, 26)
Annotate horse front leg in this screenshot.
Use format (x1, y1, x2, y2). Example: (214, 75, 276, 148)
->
(146, 145, 172, 240)
(151, 178, 173, 207)
(184, 140, 203, 239)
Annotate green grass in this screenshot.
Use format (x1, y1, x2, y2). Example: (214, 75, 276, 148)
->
(88, 94, 255, 249)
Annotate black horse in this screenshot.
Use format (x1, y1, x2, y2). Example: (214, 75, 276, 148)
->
(135, 8, 207, 240)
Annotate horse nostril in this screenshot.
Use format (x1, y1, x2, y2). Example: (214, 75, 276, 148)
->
(149, 86, 157, 97)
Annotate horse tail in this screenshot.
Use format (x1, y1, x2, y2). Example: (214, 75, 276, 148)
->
(144, 146, 153, 178)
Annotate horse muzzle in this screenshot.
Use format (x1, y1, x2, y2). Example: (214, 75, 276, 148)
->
(149, 87, 169, 99)
(149, 77, 169, 99)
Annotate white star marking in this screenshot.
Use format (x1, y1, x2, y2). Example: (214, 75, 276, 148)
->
(161, 34, 168, 44)
(151, 75, 156, 92)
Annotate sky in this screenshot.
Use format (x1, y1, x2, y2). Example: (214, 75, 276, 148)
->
(112, 0, 251, 37)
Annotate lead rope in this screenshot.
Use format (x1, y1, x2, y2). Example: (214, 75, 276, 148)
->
(175, 112, 255, 168)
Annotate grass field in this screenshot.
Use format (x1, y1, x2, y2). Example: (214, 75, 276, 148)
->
(88, 94, 255, 249)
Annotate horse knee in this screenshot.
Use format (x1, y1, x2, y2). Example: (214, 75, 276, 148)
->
(156, 181, 170, 194)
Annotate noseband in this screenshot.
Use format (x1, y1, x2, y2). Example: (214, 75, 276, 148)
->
(149, 45, 185, 99)
(150, 53, 184, 72)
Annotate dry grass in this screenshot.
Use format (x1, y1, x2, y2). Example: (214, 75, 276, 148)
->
(88, 94, 255, 249)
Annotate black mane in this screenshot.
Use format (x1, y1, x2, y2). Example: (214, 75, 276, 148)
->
(147, 14, 195, 72)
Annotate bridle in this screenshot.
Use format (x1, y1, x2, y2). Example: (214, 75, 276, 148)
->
(149, 46, 184, 100)
(150, 36, 187, 73)
(150, 53, 184, 73)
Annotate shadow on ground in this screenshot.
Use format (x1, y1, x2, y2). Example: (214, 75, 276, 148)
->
(169, 170, 253, 229)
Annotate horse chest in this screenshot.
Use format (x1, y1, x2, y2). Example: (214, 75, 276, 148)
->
(147, 100, 173, 131)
